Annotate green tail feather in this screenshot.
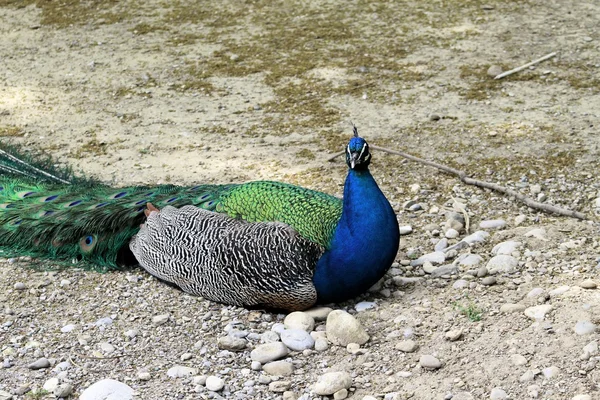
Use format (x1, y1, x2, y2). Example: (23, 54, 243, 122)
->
(0, 143, 342, 271)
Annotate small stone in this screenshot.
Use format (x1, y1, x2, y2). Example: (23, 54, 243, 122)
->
(445, 228, 459, 239)
(251, 361, 262, 370)
(500, 304, 526, 313)
(462, 231, 490, 245)
(572, 395, 592, 400)
(280, 329, 314, 351)
(434, 238, 448, 252)
(269, 381, 291, 393)
(419, 354, 442, 369)
(481, 276, 497, 286)
(95, 317, 113, 327)
(53, 383, 74, 398)
(152, 314, 170, 326)
(167, 365, 198, 378)
(124, 329, 138, 339)
(395, 339, 418, 353)
(460, 254, 483, 267)
(314, 338, 329, 351)
(28, 357, 50, 370)
(583, 341, 598, 355)
(574, 321, 597, 335)
(261, 331, 280, 343)
(579, 280, 597, 289)
(0, 390, 13, 400)
(422, 261, 438, 274)
(250, 342, 289, 363)
(326, 310, 369, 346)
(549, 286, 570, 296)
(524, 228, 547, 240)
(80, 379, 134, 400)
(137, 371, 151, 381)
(476, 266, 488, 277)
(411, 251, 445, 266)
(492, 241, 521, 255)
(355, 301, 377, 312)
(205, 376, 225, 391)
(43, 378, 60, 392)
(486, 255, 518, 274)
(511, 354, 527, 366)
(218, 336, 247, 351)
(180, 353, 193, 361)
(334, 389, 349, 399)
(479, 219, 506, 229)
(14, 282, 26, 290)
(445, 329, 463, 341)
(487, 65, 503, 77)
(429, 113, 441, 121)
(490, 387, 507, 399)
(98, 342, 115, 354)
(399, 225, 413, 235)
(304, 306, 333, 321)
(453, 280, 469, 289)
(527, 287, 545, 298)
(262, 360, 294, 376)
(346, 342, 363, 354)
(284, 312, 315, 332)
(61, 324, 76, 333)
(514, 215, 527, 226)
(520, 370, 536, 382)
(524, 305, 552, 321)
(542, 366, 560, 379)
(313, 371, 352, 395)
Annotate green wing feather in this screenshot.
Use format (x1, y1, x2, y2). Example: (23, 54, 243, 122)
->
(0, 143, 342, 271)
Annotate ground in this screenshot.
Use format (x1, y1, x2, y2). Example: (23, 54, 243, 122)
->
(1, 0, 600, 399)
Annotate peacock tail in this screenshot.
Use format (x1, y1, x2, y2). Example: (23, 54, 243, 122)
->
(0, 143, 342, 271)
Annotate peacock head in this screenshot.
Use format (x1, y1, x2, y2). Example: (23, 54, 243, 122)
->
(345, 127, 371, 170)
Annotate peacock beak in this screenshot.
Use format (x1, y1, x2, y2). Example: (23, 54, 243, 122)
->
(350, 153, 358, 169)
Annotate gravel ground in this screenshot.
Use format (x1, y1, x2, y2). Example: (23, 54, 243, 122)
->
(1, 0, 600, 399)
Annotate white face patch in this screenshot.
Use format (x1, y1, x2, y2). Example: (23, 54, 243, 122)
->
(357, 143, 368, 163)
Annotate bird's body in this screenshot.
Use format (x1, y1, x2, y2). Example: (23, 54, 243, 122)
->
(0, 131, 399, 310)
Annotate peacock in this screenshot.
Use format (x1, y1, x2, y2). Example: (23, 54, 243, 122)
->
(0, 128, 400, 311)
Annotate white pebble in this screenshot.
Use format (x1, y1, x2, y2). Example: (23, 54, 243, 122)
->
(284, 312, 315, 332)
(166, 365, 198, 378)
(205, 376, 224, 392)
(355, 301, 377, 312)
(79, 379, 134, 400)
(326, 310, 369, 346)
(313, 371, 352, 395)
(419, 354, 442, 369)
(490, 387, 507, 399)
(399, 225, 412, 235)
(524, 305, 553, 321)
(574, 321, 597, 335)
(280, 329, 314, 351)
(542, 366, 560, 379)
(445, 228, 459, 239)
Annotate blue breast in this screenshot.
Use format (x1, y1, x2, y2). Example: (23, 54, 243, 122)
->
(312, 169, 399, 304)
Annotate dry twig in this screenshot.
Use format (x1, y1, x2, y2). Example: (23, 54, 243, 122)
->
(328, 144, 588, 220)
(494, 52, 557, 80)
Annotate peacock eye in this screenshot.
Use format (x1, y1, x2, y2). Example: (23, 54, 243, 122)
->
(85, 235, 94, 245)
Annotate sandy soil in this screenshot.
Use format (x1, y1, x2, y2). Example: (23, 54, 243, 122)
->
(1, 0, 600, 398)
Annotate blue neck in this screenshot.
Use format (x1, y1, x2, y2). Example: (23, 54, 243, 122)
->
(312, 168, 399, 304)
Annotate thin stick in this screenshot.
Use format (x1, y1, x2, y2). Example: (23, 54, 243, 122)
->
(494, 52, 557, 80)
(328, 144, 588, 220)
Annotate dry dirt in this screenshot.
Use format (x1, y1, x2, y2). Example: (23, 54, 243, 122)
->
(1, 0, 600, 399)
